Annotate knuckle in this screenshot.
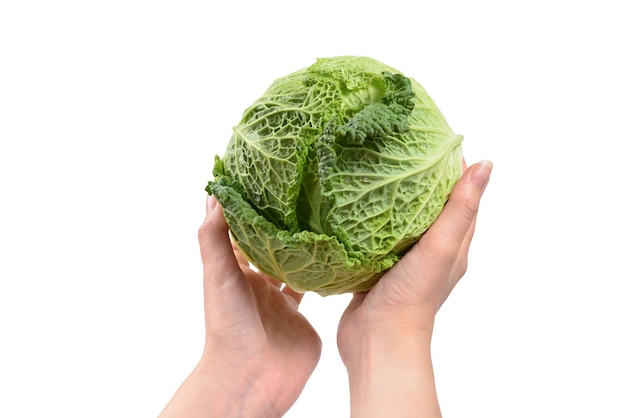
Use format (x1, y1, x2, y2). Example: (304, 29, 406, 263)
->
(458, 197, 478, 223)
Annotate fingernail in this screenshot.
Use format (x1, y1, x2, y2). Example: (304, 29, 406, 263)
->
(470, 160, 493, 190)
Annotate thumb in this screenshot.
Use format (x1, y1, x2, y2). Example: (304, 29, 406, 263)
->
(198, 195, 241, 278)
(417, 160, 492, 262)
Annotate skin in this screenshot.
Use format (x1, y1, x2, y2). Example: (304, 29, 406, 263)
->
(159, 159, 492, 418)
(337, 159, 492, 417)
(159, 196, 322, 417)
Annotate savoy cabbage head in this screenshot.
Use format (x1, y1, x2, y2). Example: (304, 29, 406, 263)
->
(207, 56, 463, 296)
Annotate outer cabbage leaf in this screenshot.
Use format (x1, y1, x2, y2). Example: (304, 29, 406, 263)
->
(207, 56, 463, 296)
(210, 175, 396, 294)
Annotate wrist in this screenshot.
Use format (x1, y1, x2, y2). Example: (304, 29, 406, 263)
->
(342, 315, 434, 370)
(164, 354, 281, 418)
(344, 326, 433, 382)
(343, 327, 440, 418)
(192, 355, 282, 418)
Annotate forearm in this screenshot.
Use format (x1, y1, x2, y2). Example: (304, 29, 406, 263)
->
(345, 330, 441, 418)
(159, 358, 280, 418)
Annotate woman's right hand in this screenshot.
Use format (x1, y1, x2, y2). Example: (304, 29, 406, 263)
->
(337, 160, 492, 418)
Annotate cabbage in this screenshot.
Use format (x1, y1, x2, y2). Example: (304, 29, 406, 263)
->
(207, 56, 463, 296)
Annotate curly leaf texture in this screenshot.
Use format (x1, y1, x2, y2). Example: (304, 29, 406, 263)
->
(208, 56, 463, 296)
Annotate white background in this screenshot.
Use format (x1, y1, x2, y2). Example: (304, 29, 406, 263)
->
(1, 1, 625, 417)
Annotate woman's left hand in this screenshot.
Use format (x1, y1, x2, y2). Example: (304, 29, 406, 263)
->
(159, 196, 322, 418)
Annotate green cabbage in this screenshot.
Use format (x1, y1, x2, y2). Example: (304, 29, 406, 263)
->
(207, 56, 463, 296)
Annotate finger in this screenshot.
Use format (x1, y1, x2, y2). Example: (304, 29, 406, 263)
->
(282, 285, 305, 306)
(437, 216, 478, 309)
(198, 196, 241, 283)
(231, 241, 250, 267)
(415, 160, 492, 265)
(456, 216, 477, 269)
(258, 270, 283, 288)
(341, 291, 367, 318)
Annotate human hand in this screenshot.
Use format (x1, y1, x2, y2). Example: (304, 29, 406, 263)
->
(159, 196, 322, 418)
(336, 160, 492, 417)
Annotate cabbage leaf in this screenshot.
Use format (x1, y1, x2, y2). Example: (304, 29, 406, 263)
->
(208, 56, 463, 296)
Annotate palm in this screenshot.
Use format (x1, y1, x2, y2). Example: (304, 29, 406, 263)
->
(203, 250, 322, 416)
(338, 159, 482, 365)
